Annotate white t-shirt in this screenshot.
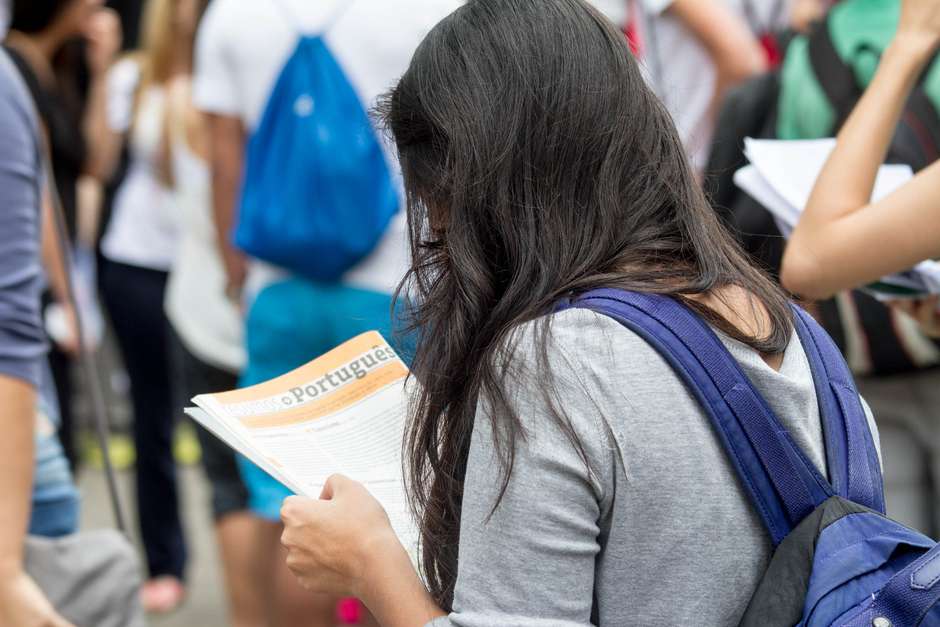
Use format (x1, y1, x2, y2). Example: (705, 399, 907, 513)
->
(100, 58, 179, 270)
(635, 0, 791, 172)
(193, 0, 461, 297)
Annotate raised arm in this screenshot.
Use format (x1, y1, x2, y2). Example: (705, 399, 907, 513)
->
(781, 0, 940, 300)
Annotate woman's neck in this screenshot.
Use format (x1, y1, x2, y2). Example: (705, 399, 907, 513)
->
(686, 286, 785, 371)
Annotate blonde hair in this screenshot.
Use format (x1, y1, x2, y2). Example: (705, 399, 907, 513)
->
(137, 0, 178, 90)
(127, 0, 207, 125)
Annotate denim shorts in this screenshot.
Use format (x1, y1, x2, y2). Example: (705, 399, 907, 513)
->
(30, 375, 79, 537)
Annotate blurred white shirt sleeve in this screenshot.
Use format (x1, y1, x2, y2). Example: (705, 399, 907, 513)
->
(192, 0, 240, 116)
(105, 57, 140, 133)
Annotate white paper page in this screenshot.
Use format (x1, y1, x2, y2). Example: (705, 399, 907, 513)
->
(733, 164, 799, 230)
(743, 138, 836, 212)
(743, 138, 914, 214)
(185, 407, 307, 495)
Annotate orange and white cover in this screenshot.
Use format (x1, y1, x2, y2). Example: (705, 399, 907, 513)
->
(185, 331, 417, 554)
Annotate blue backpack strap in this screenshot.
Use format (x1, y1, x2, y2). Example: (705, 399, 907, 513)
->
(790, 306, 886, 514)
(562, 288, 833, 546)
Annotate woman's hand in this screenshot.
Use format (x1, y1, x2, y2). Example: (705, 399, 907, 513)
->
(896, 0, 940, 58)
(0, 571, 74, 627)
(280, 475, 404, 600)
(55, 302, 81, 357)
(790, 0, 825, 34)
(891, 296, 940, 338)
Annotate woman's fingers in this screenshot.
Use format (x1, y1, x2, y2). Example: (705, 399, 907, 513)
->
(319, 473, 353, 500)
(888, 296, 940, 338)
(891, 298, 916, 317)
(278, 477, 397, 598)
(281, 496, 323, 529)
(914, 295, 940, 336)
(899, 0, 940, 52)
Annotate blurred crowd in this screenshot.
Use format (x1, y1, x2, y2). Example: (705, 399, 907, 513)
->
(2, 0, 940, 626)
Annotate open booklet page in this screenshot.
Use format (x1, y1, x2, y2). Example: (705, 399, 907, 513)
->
(184, 331, 418, 557)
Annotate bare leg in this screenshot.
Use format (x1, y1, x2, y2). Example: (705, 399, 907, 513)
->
(216, 512, 270, 627)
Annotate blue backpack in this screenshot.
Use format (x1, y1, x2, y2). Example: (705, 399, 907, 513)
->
(563, 289, 940, 626)
(236, 15, 399, 282)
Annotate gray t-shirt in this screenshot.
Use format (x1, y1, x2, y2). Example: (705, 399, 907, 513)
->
(430, 307, 877, 626)
(0, 49, 79, 533)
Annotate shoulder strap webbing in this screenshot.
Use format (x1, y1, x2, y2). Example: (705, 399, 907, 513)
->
(790, 307, 885, 513)
(899, 86, 940, 168)
(807, 18, 861, 129)
(562, 289, 833, 545)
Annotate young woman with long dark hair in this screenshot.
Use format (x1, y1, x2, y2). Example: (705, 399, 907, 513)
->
(278, 1, 876, 624)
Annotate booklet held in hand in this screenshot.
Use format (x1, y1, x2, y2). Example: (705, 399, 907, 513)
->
(185, 331, 417, 556)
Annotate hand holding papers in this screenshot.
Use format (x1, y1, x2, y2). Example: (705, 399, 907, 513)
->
(733, 138, 940, 299)
(185, 332, 418, 558)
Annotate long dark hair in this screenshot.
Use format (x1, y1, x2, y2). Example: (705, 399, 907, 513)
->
(380, 0, 792, 608)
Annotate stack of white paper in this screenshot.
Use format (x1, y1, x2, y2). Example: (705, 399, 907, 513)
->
(733, 138, 940, 299)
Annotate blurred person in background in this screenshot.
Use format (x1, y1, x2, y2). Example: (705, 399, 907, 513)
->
(0, 45, 80, 627)
(765, 0, 940, 538)
(621, 0, 794, 173)
(92, 0, 188, 612)
(4, 0, 122, 472)
(193, 1, 458, 624)
(782, 0, 940, 534)
(161, 0, 260, 625)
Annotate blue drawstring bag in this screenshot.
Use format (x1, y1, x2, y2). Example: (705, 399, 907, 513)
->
(236, 26, 399, 282)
